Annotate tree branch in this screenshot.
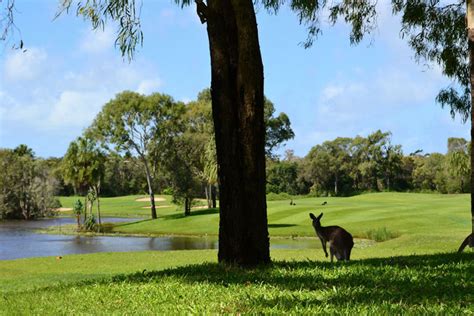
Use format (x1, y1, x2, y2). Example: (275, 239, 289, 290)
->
(195, 0, 208, 24)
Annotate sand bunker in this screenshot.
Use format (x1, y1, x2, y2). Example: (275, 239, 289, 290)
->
(135, 197, 166, 202)
(56, 207, 73, 212)
(141, 205, 208, 210)
(193, 205, 208, 209)
(141, 205, 172, 209)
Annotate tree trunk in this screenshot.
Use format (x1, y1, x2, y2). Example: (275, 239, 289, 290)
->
(205, 184, 212, 208)
(211, 184, 217, 208)
(83, 195, 88, 224)
(334, 175, 338, 196)
(142, 156, 157, 219)
(470, 27, 474, 247)
(96, 184, 102, 233)
(204, 0, 270, 266)
(184, 198, 191, 216)
(76, 214, 81, 230)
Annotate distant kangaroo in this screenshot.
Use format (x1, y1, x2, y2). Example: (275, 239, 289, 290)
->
(309, 212, 354, 262)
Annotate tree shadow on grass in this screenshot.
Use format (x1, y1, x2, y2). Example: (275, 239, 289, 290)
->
(268, 224, 297, 228)
(108, 252, 473, 310)
(162, 208, 219, 220)
(112, 218, 153, 228)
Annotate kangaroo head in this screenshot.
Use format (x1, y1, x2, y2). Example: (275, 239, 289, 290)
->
(309, 212, 323, 228)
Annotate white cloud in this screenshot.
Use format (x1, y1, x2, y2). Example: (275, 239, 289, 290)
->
(3, 48, 47, 81)
(80, 27, 115, 54)
(136, 79, 162, 94)
(47, 90, 109, 128)
(179, 97, 192, 104)
(321, 85, 344, 102)
(0, 89, 43, 127)
(1, 46, 164, 133)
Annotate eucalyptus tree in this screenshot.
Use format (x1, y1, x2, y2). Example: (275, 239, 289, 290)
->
(266, 160, 299, 195)
(184, 89, 218, 208)
(303, 137, 353, 196)
(264, 98, 295, 158)
(88, 91, 184, 219)
(163, 131, 204, 216)
(393, 0, 473, 248)
(187, 89, 295, 207)
(447, 143, 470, 192)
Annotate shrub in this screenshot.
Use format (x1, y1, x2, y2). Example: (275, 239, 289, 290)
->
(266, 192, 293, 201)
(161, 187, 173, 195)
(83, 214, 97, 231)
(362, 227, 399, 242)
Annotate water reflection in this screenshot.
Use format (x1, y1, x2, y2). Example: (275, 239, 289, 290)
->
(0, 217, 320, 260)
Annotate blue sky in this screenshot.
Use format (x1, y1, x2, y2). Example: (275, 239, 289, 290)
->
(0, 0, 469, 158)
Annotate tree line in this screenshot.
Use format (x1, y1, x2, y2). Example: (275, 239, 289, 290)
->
(2, 124, 469, 221)
(267, 133, 470, 197)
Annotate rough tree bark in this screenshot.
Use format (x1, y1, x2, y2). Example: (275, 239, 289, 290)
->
(470, 26, 474, 248)
(457, 0, 474, 252)
(200, 0, 270, 265)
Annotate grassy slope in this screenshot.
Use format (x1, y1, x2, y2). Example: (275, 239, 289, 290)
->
(106, 192, 471, 255)
(0, 251, 472, 314)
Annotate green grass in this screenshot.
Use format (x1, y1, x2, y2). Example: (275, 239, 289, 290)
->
(3, 192, 474, 314)
(94, 192, 471, 255)
(0, 251, 472, 314)
(54, 192, 473, 255)
(58, 195, 182, 218)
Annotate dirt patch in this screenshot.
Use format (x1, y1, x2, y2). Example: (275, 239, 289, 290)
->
(135, 197, 166, 202)
(56, 207, 73, 212)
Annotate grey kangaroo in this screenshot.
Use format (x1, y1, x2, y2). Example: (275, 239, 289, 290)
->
(309, 212, 354, 262)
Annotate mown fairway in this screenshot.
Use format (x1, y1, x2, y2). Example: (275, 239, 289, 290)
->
(77, 192, 471, 256)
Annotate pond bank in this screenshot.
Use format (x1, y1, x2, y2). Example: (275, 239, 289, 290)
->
(2, 217, 376, 260)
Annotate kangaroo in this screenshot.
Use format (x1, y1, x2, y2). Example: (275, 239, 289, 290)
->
(309, 212, 354, 262)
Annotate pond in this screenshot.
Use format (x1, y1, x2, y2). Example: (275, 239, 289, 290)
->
(0, 217, 320, 260)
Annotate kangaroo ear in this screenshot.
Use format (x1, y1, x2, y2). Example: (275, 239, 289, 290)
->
(317, 213, 323, 220)
(309, 213, 316, 220)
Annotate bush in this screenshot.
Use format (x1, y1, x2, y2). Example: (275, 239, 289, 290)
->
(161, 187, 173, 196)
(83, 215, 97, 231)
(361, 227, 399, 242)
(266, 192, 293, 201)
